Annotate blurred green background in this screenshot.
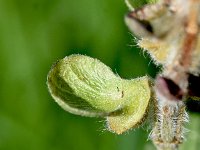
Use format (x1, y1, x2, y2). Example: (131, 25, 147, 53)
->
(0, 0, 199, 150)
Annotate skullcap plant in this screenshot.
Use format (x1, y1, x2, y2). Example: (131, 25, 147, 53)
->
(47, 0, 200, 150)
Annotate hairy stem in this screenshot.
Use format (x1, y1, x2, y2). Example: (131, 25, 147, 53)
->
(150, 99, 188, 150)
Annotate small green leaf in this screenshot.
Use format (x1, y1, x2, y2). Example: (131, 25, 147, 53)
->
(47, 55, 152, 134)
(125, 0, 159, 9)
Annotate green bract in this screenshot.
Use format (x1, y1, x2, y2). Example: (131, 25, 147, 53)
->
(47, 55, 152, 133)
(107, 77, 151, 134)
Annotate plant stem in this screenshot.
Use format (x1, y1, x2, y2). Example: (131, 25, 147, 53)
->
(150, 99, 188, 150)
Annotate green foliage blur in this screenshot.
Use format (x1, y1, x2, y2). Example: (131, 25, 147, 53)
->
(0, 0, 199, 150)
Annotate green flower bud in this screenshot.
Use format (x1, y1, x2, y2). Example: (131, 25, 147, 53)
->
(47, 55, 125, 117)
(47, 55, 152, 134)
